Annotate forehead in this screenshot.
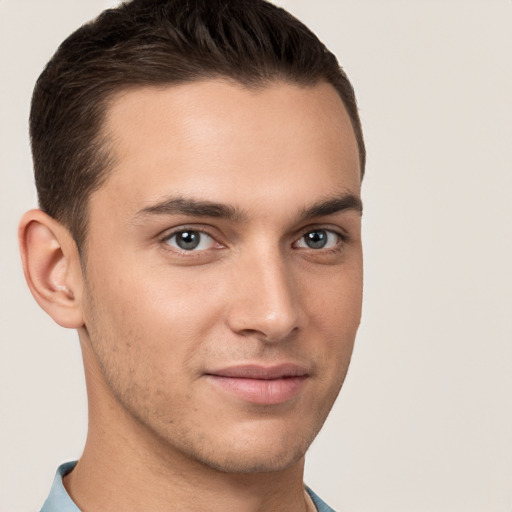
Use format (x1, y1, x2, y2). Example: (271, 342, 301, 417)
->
(93, 79, 360, 219)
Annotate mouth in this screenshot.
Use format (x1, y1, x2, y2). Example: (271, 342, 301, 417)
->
(204, 363, 309, 405)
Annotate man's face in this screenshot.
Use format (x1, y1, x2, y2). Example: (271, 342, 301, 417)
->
(79, 80, 362, 473)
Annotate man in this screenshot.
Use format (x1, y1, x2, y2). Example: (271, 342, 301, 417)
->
(19, 0, 365, 510)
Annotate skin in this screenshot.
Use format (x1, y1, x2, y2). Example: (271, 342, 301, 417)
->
(20, 79, 362, 511)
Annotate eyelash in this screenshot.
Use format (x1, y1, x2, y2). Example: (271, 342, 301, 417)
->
(159, 226, 221, 255)
(159, 226, 349, 255)
(294, 227, 349, 252)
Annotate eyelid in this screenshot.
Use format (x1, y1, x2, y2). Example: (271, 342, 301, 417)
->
(159, 223, 218, 240)
(292, 226, 350, 251)
(159, 225, 224, 253)
(295, 224, 350, 242)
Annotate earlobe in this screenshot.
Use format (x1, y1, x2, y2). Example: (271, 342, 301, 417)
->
(19, 209, 84, 329)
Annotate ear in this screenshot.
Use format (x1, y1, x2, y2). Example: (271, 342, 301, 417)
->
(19, 209, 85, 329)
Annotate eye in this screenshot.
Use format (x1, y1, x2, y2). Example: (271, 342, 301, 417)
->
(295, 229, 341, 250)
(164, 230, 216, 251)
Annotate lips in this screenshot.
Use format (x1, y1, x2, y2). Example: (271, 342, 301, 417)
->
(205, 364, 309, 405)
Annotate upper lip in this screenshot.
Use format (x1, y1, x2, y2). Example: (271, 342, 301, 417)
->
(205, 363, 309, 380)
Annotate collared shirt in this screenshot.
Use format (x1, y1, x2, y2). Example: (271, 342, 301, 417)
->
(40, 461, 336, 512)
(40, 462, 80, 512)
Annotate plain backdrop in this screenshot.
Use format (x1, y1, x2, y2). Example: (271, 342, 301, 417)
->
(1, 1, 511, 511)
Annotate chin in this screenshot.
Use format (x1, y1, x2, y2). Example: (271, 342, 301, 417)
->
(172, 421, 320, 475)
(195, 443, 308, 474)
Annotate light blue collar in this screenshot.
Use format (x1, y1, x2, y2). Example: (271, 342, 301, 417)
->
(40, 461, 80, 512)
(306, 486, 337, 512)
(41, 461, 335, 512)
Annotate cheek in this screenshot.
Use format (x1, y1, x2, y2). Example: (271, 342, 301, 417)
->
(81, 267, 216, 421)
(84, 259, 228, 368)
(307, 259, 363, 329)
(304, 263, 362, 371)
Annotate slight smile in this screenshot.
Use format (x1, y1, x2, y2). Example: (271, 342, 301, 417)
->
(205, 364, 310, 405)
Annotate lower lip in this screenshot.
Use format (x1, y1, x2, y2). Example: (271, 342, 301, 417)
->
(206, 375, 307, 405)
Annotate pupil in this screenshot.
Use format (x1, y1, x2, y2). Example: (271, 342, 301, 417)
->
(176, 231, 200, 250)
(306, 230, 327, 249)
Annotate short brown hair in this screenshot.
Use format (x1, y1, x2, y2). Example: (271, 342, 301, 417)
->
(30, 0, 365, 250)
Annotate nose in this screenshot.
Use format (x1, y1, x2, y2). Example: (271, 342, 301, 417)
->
(226, 248, 302, 342)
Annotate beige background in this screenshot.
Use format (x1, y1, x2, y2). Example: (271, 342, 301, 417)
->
(1, 1, 511, 511)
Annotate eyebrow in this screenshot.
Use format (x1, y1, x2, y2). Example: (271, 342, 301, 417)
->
(133, 193, 362, 223)
(300, 194, 363, 220)
(134, 197, 245, 222)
